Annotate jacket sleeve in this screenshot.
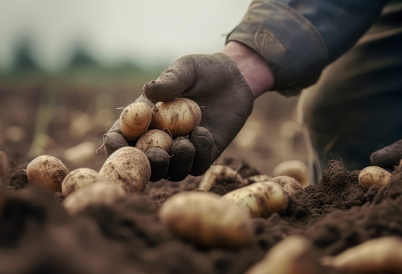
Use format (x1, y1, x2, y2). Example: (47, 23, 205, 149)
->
(227, 0, 387, 96)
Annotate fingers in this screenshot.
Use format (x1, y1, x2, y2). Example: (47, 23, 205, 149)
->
(167, 137, 195, 182)
(145, 148, 170, 182)
(143, 56, 196, 102)
(104, 120, 128, 157)
(189, 126, 214, 176)
(370, 140, 402, 169)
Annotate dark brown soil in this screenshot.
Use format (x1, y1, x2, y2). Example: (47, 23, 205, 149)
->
(1, 158, 402, 274)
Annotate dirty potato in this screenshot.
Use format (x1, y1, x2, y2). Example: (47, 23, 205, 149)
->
(269, 176, 305, 196)
(159, 191, 252, 248)
(62, 168, 105, 197)
(135, 129, 173, 154)
(63, 182, 124, 215)
(99, 147, 151, 193)
(120, 102, 153, 141)
(151, 98, 201, 137)
(221, 182, 288, 218)
(246, 174, 273, 185)
(273, 160, 309, 187)
(198, 165, 244, 192)
(321, 237, 402, 273)
(358, 166, 392, 189)
(246, 236, 321, 274)
(26, 155, 69, 192)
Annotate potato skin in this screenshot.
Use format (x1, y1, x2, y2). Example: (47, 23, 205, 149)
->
(159, 192, 252, 248)
(63, 183, 124, 215)
(221, 182, 288, 218)
(246, 236, 318, 274)
(322, 237, 402, 273)
(120, 102, 152, 141)
(246, 174, 272, 185)
(198, 165, 244, 192)
(135, 129, 173, 154)
(269, 176, 305, 196)
(99, 147, 151, 193)
(27, 155, 69, 192)
(359, 166, 392, 189)
(273, 160, 309, 187)
(151, 98, 201, 137)
(62, 168, 105, 197)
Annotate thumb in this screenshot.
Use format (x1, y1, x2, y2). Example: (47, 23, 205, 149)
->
(143, 55, 196, 102)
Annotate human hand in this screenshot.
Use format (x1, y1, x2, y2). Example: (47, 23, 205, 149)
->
(370, 140, 402, 169)
(103, 42, 273, 182)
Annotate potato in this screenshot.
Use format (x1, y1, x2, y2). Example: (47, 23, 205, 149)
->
(198, 165, 244, 192)
(358, 166, 392, 189)
(246, 174, 272, 185)
(221, 182, 288, 218)
(246, 236, 320, 274)
(99, 147, 151, 193)
(135, 129, 173, 154)
(151, 98, 201, 137)
(63, 182, 124, 215)
(120, 102, 152, 141)
(269, 176, 305, 196)
(273, 160, 309, 187)
(62, 168, 105, 197)
(26, 155, 69, 192)
(321, 237, 402, 273)
(159, 192, 252, 248)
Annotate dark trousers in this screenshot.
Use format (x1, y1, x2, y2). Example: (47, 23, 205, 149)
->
(298, 3, 402, 184)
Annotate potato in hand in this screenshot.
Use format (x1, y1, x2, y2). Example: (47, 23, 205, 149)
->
(103, 96, 214, 182)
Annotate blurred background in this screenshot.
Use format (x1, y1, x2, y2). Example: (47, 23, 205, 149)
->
(0, 0, 307, 174)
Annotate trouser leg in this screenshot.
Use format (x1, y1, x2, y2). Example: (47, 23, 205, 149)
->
(298, 4, 402, 184)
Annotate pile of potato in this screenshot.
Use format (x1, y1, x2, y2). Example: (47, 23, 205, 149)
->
(119, 97, 202, 182)
(22, 97, 202, 213)
(159, 165, 308, 248)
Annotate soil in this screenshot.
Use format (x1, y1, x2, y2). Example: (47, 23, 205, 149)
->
(1, 83, 399, 273)
(1, 158, 402, 274)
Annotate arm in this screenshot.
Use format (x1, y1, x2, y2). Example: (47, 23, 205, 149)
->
(226, 0, 387, 96)
(222, 41, 274, 98)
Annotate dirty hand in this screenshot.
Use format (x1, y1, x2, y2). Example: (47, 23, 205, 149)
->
(103, 42, 273, 182)
(370, 140, 402, 169)
(104, 53, 254, 182)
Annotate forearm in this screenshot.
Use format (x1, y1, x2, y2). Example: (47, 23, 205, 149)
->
(227, 0, 386, 96)
(222, 41, 274, 98)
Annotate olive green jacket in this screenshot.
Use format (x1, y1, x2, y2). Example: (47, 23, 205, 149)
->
(227, 0, 401, 96)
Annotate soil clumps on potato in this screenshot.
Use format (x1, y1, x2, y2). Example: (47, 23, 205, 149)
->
(1, 158, 402, 273)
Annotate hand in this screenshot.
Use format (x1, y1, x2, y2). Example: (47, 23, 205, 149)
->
(103, 42, 273, 182)
(370, 140, 402, 169)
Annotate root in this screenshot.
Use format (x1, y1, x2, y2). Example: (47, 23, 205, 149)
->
(163, 128, 173, 138)
(95, 135, 108, 154)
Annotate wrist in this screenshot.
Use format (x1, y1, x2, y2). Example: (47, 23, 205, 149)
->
(222, 41, 274, 98)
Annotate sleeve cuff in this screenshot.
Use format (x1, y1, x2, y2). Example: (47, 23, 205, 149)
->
(227, 0, 329, 96)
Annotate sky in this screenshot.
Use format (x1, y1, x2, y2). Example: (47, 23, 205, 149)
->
(0, 0, 252, 71)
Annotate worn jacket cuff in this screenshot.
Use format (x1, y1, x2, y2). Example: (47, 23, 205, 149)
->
(227, 0, 329, 96)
